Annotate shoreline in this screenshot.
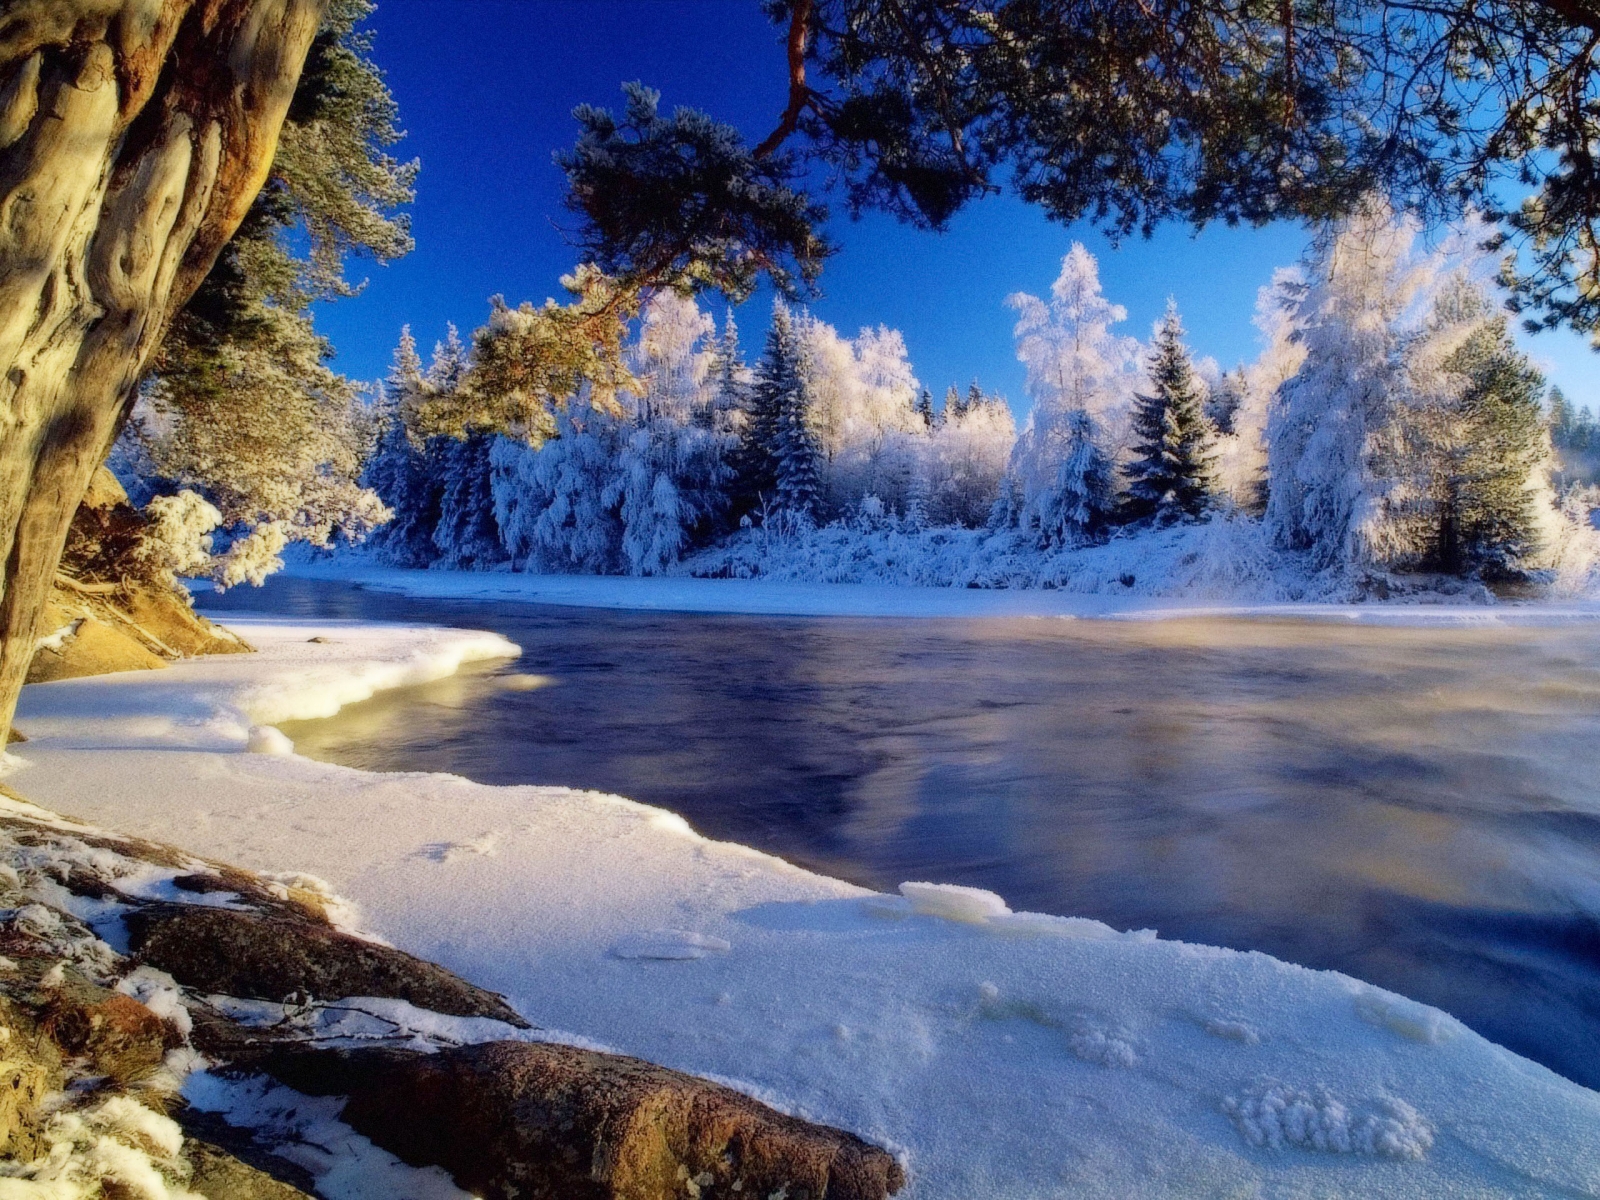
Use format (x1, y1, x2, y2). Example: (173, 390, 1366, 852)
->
(254, 560, 1600, 625)
(9, 616, 1600, 1196)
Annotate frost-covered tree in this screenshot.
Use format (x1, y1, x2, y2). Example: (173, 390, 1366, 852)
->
(732, 301, 805, 520)
(773, 369, 823, 523)
(1265, 205, 1434, 571)
(361, 327, 443, 566)
(1005, 244, 1140, 536)
(491, 403, 626, 573)
(708, 311, 754, 439)
(488, 291, 730, 574)
(927, 388, 1017, 526)
(1122, 302, 1216, 524)
(795, 317, 927, 516)
(613, 292, 732, 570)
(1024, 410, 1118, 547)
(425, 327, 506, 569)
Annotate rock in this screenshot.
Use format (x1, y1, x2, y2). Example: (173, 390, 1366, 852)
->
(182, 1138, 317, 1200)
(261, 1041, 906, 1200)
(27, 611, 168, 683)
(125, 905, 528, 1027)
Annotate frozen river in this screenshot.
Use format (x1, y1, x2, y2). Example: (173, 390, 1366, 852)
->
(203, 575, 1600, 1089)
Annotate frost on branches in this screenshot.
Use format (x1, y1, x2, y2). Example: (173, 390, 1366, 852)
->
(342, 213, 1599, 601)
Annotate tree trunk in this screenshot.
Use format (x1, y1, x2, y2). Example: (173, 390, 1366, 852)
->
(0, 0, 326, 741)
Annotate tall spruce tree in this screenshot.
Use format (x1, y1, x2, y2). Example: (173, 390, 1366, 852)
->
(732, 302, 806, 521)
(362, 328, 444, 566)
(1030, 410, 1117, 546)
(1122, 302, 1215, 523)
(1437, 317, 1550, 577)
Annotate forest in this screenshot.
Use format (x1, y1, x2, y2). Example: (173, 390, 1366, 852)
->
(114, 205, 1600, 601)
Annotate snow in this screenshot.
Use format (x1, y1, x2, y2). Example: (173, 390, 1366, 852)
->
(276, 558, 1600, 625)
(9, 618, 1600, 1197)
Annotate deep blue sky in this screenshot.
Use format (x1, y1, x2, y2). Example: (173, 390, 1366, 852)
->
(314, 0, 1600, 415)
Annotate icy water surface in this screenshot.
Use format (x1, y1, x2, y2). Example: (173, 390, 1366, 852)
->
(204, 576, 1600, 1089)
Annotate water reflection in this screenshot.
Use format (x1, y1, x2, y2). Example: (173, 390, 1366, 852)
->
(206, 577, 1600, 1089)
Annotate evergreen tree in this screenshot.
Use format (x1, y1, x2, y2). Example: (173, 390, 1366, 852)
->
(916, 388, 935, 427)
(1122, 302, 1215, 524)
(426, 326, 506, 568)
(966, 381, 984, 418)
(773, 367, 822, 521)
(732, 301, 804, 520)
(362, 328, 443, 566)
(1436, 316, 1550, 576)
(1206, 368, 1247, 436)
(944, 384, 962, 422)
(1027, 410, 1117, 546)
(708, 311, 752, 436)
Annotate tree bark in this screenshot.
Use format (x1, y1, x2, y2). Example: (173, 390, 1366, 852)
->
(0, 0, 326, 741)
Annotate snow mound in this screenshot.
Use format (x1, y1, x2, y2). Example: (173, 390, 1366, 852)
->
(1223, 1083, 1435, 1160)
(898, 881, 1011, 923)
(1354, 987, 1461, 1044)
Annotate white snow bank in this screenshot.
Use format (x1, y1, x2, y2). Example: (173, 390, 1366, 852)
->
(10, 619, 1600, 1198)
(6, 617, 518, 759)
(279, 560, 1600, 626)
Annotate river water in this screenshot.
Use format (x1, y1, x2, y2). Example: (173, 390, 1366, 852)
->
(202, 576, 1600, 1090)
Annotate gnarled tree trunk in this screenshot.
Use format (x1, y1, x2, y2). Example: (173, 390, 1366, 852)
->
(0, 0, 325, 741)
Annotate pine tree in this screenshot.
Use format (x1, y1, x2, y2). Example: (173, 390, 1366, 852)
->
(1122, 302, 1215, 524)
(708, 311, 752, 436)
(733, 301, 804, 520)
(944, 384, 962, 422)
(915, 388, 935, 427)
(1029, 410, 1117, 546)
(362, 327, 444, 566)
(1439, 316, 1550, 576)
(427, 326, 505, 568)
(1206, 368, 1247, 436)
(966, 381, 984, 418)
(773, 366, 822, 521)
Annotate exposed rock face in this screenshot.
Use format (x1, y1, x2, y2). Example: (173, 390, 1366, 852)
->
(126, 903, 529, 1027)
(183, 1139, 317, 1200)
(262, 1040, 908, 1200)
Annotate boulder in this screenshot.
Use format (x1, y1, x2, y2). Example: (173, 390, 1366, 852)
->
(125, 905, 528, 1027)
(183, 1139, 317, 1200)
(261, 1040, 906, 1200)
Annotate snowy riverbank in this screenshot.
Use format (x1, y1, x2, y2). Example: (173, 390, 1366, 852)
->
(277, 558, 1600, 625)
(9, 618, 1600, 1196)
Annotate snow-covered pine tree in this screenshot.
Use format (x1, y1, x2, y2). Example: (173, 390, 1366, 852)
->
(1206, 368, 1246, 436)
(965, 381, 983, 418)
(614, 291, 732, 572)
(362, 327, 444, 566)
(732, 300, 803, 521)
(1028, 409, 1118, 546)
(944, 384, 962, 422)
(427, 327, 506, 568)
(773, 364, 823, 522)
(1122, 302, 1216, 524)
(916, 388, 935, 427)
(708, 311, 753, 438)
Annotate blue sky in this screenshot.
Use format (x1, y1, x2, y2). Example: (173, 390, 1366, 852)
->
(314, 0, 1600, 416)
